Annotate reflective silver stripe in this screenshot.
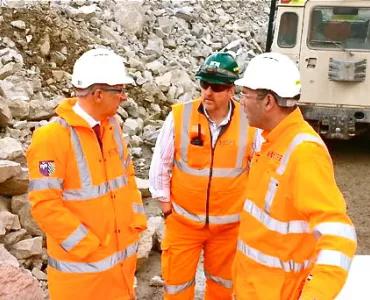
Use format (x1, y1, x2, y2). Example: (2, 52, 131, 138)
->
(133, 203, 145, 214)
(176, 101, 249, 177)
(316, 249, 352, 271)
(164, 278, 195, 295)
(313, 222, 357, 242)
(52, 117, 69, 128)
(54, 117, 128, 201)
(49, 242, 138, 273)
(28, 178, 63, 191)
(179, 102, 193, 161)
(204, 271, 232, 289)
(60, 224, 88, 252)
(172, 202, 239, 225)
(276, 133, 325, 175)
(264, 177, 278, 214)
(174, 160, 244, 178)
(70, 126, 93, 188)
(125, 154, 131, 170)
(237, 239, 311, 272)
(235, 105, 249, 169)
(259, 133, 325, 217)
(209, 214, 240, 224)
(108, 175, 128, 191)
(110, 117, 125, 168)
(172, 201, 205, 223)
(244, 200, 310, 234)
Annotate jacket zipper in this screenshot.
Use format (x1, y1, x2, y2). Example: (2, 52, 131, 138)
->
(205, 127, 223, 225)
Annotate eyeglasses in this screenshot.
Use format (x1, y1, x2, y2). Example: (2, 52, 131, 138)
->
(100, 86, 126, 95)
(240, 91, 267, 100)
(200, 80, 232, 93)
(240, 92, 256, 99)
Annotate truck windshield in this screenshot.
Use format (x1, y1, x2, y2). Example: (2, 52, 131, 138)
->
(308, 7, 370, 50)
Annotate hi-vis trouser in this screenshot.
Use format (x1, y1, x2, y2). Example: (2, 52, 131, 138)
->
(161, 215, 238, 300)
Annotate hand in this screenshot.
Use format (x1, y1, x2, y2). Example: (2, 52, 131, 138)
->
(158, 200, 172, 218)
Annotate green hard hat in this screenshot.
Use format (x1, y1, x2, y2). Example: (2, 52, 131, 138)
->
(195, 52, 240, 85)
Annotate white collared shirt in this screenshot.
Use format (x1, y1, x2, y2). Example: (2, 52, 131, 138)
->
(72, 101, 100, 128)
(203, 101, 232, 147)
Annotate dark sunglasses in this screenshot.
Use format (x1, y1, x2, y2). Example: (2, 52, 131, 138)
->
(200, 80, 232, 93)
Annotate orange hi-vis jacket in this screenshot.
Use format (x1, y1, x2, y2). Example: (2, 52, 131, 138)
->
(170, 98, 257, 229)
(234, 108, 357, 300)
(26, 98, 147, 300)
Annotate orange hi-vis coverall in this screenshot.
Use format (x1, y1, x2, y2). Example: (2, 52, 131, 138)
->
(26, 98, 147, 300)
(162, 98, 257, 300)
(233, 108, 357, 300)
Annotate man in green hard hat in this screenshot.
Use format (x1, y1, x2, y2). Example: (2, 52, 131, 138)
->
(149, 52, 262, 299)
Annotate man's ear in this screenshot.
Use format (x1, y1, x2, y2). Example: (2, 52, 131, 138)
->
(265, 93, 277, 112)
(228, 85, 236, 97)
(92, 88, 103, 104)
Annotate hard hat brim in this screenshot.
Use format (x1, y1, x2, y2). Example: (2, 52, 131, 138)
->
(196, 76, 233, 85)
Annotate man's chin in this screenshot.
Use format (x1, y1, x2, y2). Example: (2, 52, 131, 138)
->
(203, 100, 214, 107)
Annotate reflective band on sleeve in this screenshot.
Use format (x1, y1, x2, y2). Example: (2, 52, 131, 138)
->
(244, 200, 310, 234)
(133, 203, 145, 214)
(204, 271, 233, 289)
(316, 249, 352, 271)
(49, 242, 138, 273)
(237, 239, 311, 272)
(164, 278, 195, 295)
(313, 222, 357, 242)
(60, 224, 88, 252)
(172, 202, 239, 225)
(28, 178, 63, 192)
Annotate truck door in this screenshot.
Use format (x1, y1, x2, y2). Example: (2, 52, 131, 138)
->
(271, 4, 304, 64)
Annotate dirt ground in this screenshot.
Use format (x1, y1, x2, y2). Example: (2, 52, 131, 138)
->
(136, 137, 370, 299)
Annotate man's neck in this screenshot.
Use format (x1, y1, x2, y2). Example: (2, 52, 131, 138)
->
(205, 103, 230, 126)
(263, 111, 291, 132)
(77, 98, 101, 122)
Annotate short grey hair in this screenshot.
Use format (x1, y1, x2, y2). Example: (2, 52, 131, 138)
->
(74, 84, 99, 97)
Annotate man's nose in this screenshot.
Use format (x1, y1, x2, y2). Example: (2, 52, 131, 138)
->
(119, 92, 127, 102)
(204, 86, 213, 95)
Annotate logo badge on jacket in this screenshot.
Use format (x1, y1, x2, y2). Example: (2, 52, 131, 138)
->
(39, 161, 55, 176)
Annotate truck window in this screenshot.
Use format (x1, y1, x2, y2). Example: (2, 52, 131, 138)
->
(277, 12, 299, 48)
(309, 7, 370, 50)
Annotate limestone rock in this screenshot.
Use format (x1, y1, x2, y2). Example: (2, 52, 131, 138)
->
(9, 237, 43, 260)
(0, 264, 44, 300)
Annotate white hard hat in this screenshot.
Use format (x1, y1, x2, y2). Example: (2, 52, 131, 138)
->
(71, 48, 134, 89)
(235, 52, 301, 98)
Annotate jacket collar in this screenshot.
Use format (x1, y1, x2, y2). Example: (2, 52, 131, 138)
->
(262, 107, 304, 143)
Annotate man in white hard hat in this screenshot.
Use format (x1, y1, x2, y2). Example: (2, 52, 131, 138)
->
(232, 52, 356, 300)
(26, 48, 147, 300)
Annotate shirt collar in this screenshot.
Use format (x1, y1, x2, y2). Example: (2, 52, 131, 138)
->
(72, 101, 100, 128)
(203, 101, 233, 127)
(262, 108, 304, 143)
